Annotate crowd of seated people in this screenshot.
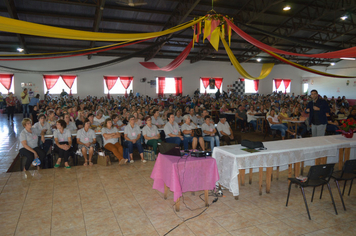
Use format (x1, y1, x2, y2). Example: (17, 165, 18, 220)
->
(17, 91, 356, 171)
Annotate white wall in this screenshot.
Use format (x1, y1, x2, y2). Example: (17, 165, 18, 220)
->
(1, 55, 346, 98)
(301, 60, 356, 99)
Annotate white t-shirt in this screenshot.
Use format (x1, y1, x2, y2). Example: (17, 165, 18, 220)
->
(201, 123, 215, 136)
(164, 122, 180, 139)
(247, 110, 257, 123)
(101, 127, 119, 146)
(216, 121, 231, 136)
(267, 114, 279, 126)
(181, 122, 197, 137)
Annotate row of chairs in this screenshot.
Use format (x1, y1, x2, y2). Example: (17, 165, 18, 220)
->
(286, 160, 356, 220)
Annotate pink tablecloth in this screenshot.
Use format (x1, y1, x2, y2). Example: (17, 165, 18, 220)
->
(150, 154, 219, 202)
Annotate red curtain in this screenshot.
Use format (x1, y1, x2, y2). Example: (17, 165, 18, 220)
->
(43, 75, 60, 90)
(201, 77, 210, 94)
(158, 77, 166, 97)
(253, 80, 259, 92)
(175, 77, 182, 96)
(61, 75, 76, 95)
(0, 74, 13, 91)
(239, 78, 245, 82)
(274, 79, 283, 91)
(214, 77, 223, 90)
(283, 79, 291, 93)
(104, 76, 119, 99)
(120, 76, 133, 98)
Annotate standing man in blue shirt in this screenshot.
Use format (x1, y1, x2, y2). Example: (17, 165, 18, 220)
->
(306, 89, 330, 137)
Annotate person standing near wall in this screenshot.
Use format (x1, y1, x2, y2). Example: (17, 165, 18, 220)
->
(21, 88, 30, 118)
(305, 89, 330, 137)
(6, 92, 16, 122)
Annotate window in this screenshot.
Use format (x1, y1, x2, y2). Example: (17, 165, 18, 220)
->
(244, 79, 256, 93)
(303, 83, 308, 94)
(156, 77, 176, 94)
(0, 77, 14, 95)
(272, 79, 291, 93)
(103, 78, 133, 94)
(43, 76, 77, 94)
(199, 78, 223, 93)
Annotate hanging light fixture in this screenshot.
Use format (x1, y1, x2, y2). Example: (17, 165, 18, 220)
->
(17, 47, 24, 52)
(283, 5, 291, 11)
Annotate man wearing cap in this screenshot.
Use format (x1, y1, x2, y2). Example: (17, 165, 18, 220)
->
(217, 115, 236, 145)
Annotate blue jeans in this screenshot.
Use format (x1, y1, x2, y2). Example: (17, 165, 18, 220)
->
(249, 120, 257, 130)
(124, 140, 143, 154)
(22, 104, 29, 118)
(270, 124, 288, 137)
(166, 137, 189, 150)
(203, 136, 220, 151)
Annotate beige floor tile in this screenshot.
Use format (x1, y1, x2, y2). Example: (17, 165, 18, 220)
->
(51, 226, 87, 236)
(280, 214, 324, 234)
(229, 226, 268, 236)
(213, 213, 255, 232)
(118, 215, 156, 235)
(237, 208, 278, 224)
(186, 217, 228, 236)
(256, 220, 302, 236)
(85, 222, 123, 236)
(155, 223, 195, 236)
(51, 210, 85, 232)
(15, 215, 51, 236)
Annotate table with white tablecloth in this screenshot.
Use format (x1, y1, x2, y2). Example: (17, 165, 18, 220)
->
(212, 135, 356, 198)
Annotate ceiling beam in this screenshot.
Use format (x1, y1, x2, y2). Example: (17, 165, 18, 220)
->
(4, 0, 29, 54)
(88, 0, 105, 59)
(34, 0, 98, 7)
(144, 0, 201, 61)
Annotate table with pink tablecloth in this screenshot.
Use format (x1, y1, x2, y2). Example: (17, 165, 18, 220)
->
(150, 153, 219, 202)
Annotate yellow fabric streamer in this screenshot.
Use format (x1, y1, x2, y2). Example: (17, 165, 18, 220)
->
(228, 25, 232, 46)
(221, 24, 225, 39)
(203, 19, 212, 43)
(210, 27, 220, 51)
(220, 32, 274, 80)
(0, 16, 205, 41)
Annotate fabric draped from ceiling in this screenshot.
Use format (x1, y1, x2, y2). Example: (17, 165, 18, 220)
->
(224, 17, 356, 59)
(104, 76, 119, 99)
(120, 76, 133, 98)
(274, 79, 283, 91)
(158, 77, 166, 97)
(61, 75, 76, 95)
(214, 78, 223, 90)
(43, 75, 60, 90)
(253, 80, 259, 92)
(140, 39, 193, 71)
(283, 79, 291, 93)
(262, 49, 356, 78)
(175, 77, 182, 96)
(201, 77, 210, 94)
(0, 74, 13, 91)
(220, 31, 274, 80)
(0, 16, 205, 42)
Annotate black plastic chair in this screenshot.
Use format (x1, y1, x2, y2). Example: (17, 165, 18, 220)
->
(286, 164, 337, 220)
(331, 160, 356, 211)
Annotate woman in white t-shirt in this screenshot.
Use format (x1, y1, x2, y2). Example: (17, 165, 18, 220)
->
(53, 119, 72, 168)
(142, 116, 161, 155)
(201, 115, 220, 151)
(267, 109, 295, 140)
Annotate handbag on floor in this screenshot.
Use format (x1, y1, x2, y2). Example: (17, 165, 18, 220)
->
(144, 149, 155, 161)
(97, 154, 111, 166)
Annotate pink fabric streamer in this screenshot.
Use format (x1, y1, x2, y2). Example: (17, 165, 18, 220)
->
(140, 40, 194, 71)
(224, 17, 356, 59)
(150, 154, 220, 202)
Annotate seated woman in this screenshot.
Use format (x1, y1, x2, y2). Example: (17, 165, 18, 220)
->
(278, 106, 291, 128)
(174, 109, 183, 125)
(77, 118, 96, 166)
(33, 114, 52, 154)
(47, 109, 57, 129)
(164, 113, 189, 150)
(290, 107, 308, 138)
(201, 115, 220, 151)
(181, 115, 205, 150)
(124, 115, 146, 163)
(19, 118, 46, 171)
(267, 109, 295, 140)
(142, 116, 162, 156)
(102, 118, 127, 165)
(111, 114, 125, 130)
(246, 105, 257, 131)
(53, 119, 72, 168)
(326, 114, 340, 134)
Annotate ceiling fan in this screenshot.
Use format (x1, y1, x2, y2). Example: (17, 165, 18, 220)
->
(116, 0, 147, 7)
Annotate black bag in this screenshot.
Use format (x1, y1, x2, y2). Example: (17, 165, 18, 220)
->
(192, 128, 202, 137)
(241, 139, 265, 149)
(42, 154, 53, 169)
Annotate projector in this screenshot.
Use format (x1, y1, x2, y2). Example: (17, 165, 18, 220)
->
(191, 151, 212, 157)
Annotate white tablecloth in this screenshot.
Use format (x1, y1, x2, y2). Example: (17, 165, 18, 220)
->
(212, 135, 356, 196)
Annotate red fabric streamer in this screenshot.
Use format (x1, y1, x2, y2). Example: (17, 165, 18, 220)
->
(43, 75, 60, 90)
(239, 78, 245, 82)
(283, 79, 291, 93)
(139, 40, 194, 71)
(175, 77, 182, 96)
(120, 76, 133, 98)
(253, 80, 259, 92)
(61, 75, 76, 95)
(0, 39, 150, 61)
(158, 77, 165, 97)
(214, 78, 223, 90)
(104, 76, 119, 99)
(274, 79, 283, 91)
(0, 74, 13, 90)
(201, 77, 210, 94)
(224, 17, 356, 59)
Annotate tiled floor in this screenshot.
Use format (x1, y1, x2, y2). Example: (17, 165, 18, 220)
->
(1, 114, 356, 236)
